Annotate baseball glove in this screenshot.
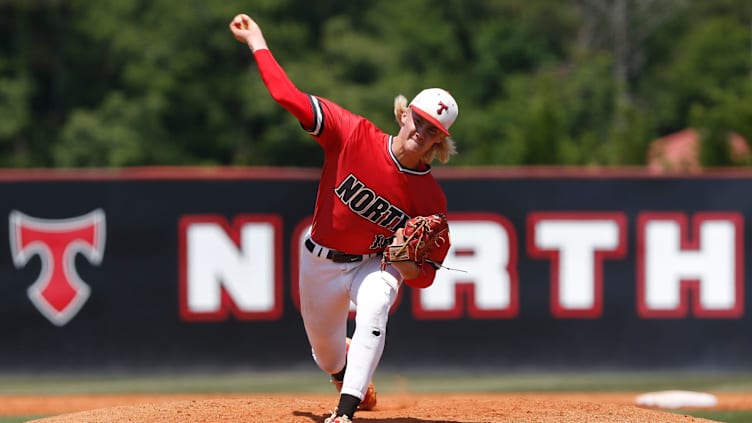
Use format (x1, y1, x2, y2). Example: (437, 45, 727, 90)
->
(383, 213, 449, 265)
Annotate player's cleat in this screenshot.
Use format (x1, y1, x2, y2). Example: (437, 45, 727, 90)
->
(331, 378, 377, 411)
(324, 410, 353, 423)
(330, 338, 377, 410)
(358, 380, 377, 410)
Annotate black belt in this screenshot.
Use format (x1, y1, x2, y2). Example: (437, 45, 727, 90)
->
(305, 238, 364, 263)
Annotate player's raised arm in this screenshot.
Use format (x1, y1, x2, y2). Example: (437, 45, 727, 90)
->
(229, 13, 314, 130)
(229, 13, 268, 52)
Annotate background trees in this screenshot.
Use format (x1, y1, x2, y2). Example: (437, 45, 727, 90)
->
(0, 0, 749, 168)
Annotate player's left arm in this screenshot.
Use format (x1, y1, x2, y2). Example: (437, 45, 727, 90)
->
(387, 221, 451, 288)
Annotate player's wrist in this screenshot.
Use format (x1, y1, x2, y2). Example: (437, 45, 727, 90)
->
(248, 37, 267, 52)
(390, 261, 420, 280)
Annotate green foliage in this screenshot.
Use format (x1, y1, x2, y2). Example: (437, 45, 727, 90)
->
(692, 81, 752, 167)
(648, 17, 750, 132)
(0, 74, 31, 142)
(56, 92, 174, 167)
(0, 0, 750, 168)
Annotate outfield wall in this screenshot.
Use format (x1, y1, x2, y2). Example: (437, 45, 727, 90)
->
(0, 167, 750, 372)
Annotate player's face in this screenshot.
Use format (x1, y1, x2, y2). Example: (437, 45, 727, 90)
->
(408, 110, 443, 151)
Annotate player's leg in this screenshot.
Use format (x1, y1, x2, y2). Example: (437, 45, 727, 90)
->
(299, 247, 351, 375)
(335, 260, 401, 417)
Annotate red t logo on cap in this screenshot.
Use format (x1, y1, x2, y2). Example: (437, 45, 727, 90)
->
(437, 101, 449, 115)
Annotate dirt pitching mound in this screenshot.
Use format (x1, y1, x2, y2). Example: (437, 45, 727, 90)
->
(26, 393, 719, 423)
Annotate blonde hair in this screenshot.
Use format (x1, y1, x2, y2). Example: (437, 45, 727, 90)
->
(394, 95, 457, 164)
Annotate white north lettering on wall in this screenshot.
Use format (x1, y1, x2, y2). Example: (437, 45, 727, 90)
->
(536, 220, 620, 310)
(186, 222, 275, 313)
(644, 220, 736, 311)
(419, 219, 515, 318)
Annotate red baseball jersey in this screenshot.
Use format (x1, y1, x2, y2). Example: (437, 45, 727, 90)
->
(254, 49, 449, 287)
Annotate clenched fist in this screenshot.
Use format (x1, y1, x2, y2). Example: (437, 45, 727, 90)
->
(229, 13, 267, 51)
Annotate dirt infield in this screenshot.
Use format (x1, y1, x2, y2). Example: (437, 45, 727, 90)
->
(7, 392, 751, 422)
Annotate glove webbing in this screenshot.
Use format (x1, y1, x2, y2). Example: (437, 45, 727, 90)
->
(392, 218, 431, 259)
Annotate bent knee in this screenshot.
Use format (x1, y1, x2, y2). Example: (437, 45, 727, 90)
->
(312, 347, 346, 375)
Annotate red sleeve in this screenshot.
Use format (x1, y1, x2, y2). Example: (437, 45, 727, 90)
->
(252, 49, 316, 130)
(403, 263, 437, 289)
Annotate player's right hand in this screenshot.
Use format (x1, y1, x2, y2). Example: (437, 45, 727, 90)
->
(229, 13, 258, 43)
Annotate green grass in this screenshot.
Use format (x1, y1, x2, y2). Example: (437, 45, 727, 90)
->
(1, 370, 751, 394)
(375, 370, 752, 393)
(0, 417, 45, 423)
(678, 410, 752, 423)
(1, 371, 750, 422)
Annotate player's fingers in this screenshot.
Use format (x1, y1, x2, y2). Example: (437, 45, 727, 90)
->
(238, 14, 251, 29)
(230, 14, 247, 29)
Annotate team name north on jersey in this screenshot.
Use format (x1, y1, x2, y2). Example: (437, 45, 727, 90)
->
(334, 174, 410, 232)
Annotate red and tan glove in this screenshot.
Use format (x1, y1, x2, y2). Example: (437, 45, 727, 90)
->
(383, 213, 449, 266)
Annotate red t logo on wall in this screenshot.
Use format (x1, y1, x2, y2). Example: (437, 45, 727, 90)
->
(9, 209, 106, 326)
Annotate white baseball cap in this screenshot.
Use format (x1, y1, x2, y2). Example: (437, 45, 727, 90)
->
(409, 88, 458, 136)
